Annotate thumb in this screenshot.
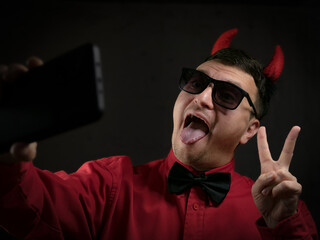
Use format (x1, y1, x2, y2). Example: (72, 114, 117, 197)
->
(10, 142, 37, 162)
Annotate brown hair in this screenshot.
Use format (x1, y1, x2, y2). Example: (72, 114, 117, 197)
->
(205, 48, 275, 120)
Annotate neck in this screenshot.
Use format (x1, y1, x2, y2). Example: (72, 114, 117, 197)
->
(173, 147, 234, 172)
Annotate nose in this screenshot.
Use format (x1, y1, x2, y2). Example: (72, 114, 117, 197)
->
(194, 83, 214, 109)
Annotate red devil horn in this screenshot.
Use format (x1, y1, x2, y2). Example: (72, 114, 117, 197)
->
(211, 28, 238, 55)
(263, 45, 284, 83)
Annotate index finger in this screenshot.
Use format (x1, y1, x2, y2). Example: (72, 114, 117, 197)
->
(6, 64, 28, 82)
(278, 126, 301, 169)
(257, 126, 273, 172)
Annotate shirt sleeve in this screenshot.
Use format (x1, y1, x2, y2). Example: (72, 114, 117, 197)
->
(0, 158, 119, 240)
(256, 201, 318, 240)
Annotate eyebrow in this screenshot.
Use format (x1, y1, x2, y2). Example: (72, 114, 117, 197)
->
(223, 79, 244, 89)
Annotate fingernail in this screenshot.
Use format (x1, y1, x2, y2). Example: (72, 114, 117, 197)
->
(262, 188, 269, 196)
(265, 172, 274, 181)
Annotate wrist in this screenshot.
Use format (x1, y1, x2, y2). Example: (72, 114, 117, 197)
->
(263, 209, 298, 228)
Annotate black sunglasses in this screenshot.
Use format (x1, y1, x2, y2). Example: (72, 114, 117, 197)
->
(179, 68, 258, 118)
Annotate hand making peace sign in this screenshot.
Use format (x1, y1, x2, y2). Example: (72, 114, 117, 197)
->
(251, 126, 302, 228)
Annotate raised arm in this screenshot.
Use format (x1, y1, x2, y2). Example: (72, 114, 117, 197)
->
(0, 57, 43, 164)
(252, 126, 318, 239)
(0, 58, 114, 239)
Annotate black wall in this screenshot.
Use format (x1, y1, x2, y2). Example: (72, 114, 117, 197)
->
(1, 0, 319, 234)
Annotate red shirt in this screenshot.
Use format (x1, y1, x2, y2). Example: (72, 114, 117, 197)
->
(0, 150, 318, 239)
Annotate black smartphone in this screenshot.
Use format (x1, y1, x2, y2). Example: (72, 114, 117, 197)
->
(0, 43, 104, 153)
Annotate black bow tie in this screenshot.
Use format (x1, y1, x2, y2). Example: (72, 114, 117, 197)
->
(168, 162, 231, 205)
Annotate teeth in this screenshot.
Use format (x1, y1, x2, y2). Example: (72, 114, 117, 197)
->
(185, 114, 203, 127)
(184, 113, 209, 131)
(184, 115, 193, 127)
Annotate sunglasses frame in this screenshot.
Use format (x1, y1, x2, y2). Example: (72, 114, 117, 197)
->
(179, 68, 258, 118)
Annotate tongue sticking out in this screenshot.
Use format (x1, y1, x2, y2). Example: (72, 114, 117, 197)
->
(180, 116, 209, 144)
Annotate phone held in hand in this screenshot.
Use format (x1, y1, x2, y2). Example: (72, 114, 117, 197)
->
(0, 43, 105, 153)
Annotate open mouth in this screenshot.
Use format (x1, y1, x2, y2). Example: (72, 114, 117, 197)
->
(180, 114, 209, 144)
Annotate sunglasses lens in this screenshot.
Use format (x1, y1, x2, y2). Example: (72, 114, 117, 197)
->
(180, 69, 208, 93)
(179, 68, 245, 110)
(214, 82, 243, 109)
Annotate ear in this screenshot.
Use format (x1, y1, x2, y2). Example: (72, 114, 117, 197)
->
(239, 119, 260, 145)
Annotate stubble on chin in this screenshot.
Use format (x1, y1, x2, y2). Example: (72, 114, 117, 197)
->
(172, 141, 207, 170)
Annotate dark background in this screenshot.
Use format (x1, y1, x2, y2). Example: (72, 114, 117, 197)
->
(1, 0, 319, 237)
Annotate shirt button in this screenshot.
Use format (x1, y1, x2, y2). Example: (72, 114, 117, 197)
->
(193, 203, 199, 211)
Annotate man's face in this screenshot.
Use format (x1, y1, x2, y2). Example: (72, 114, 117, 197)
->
(171, 60, 260, 171)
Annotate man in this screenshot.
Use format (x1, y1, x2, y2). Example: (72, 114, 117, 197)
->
(0, 29, 318, 239)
